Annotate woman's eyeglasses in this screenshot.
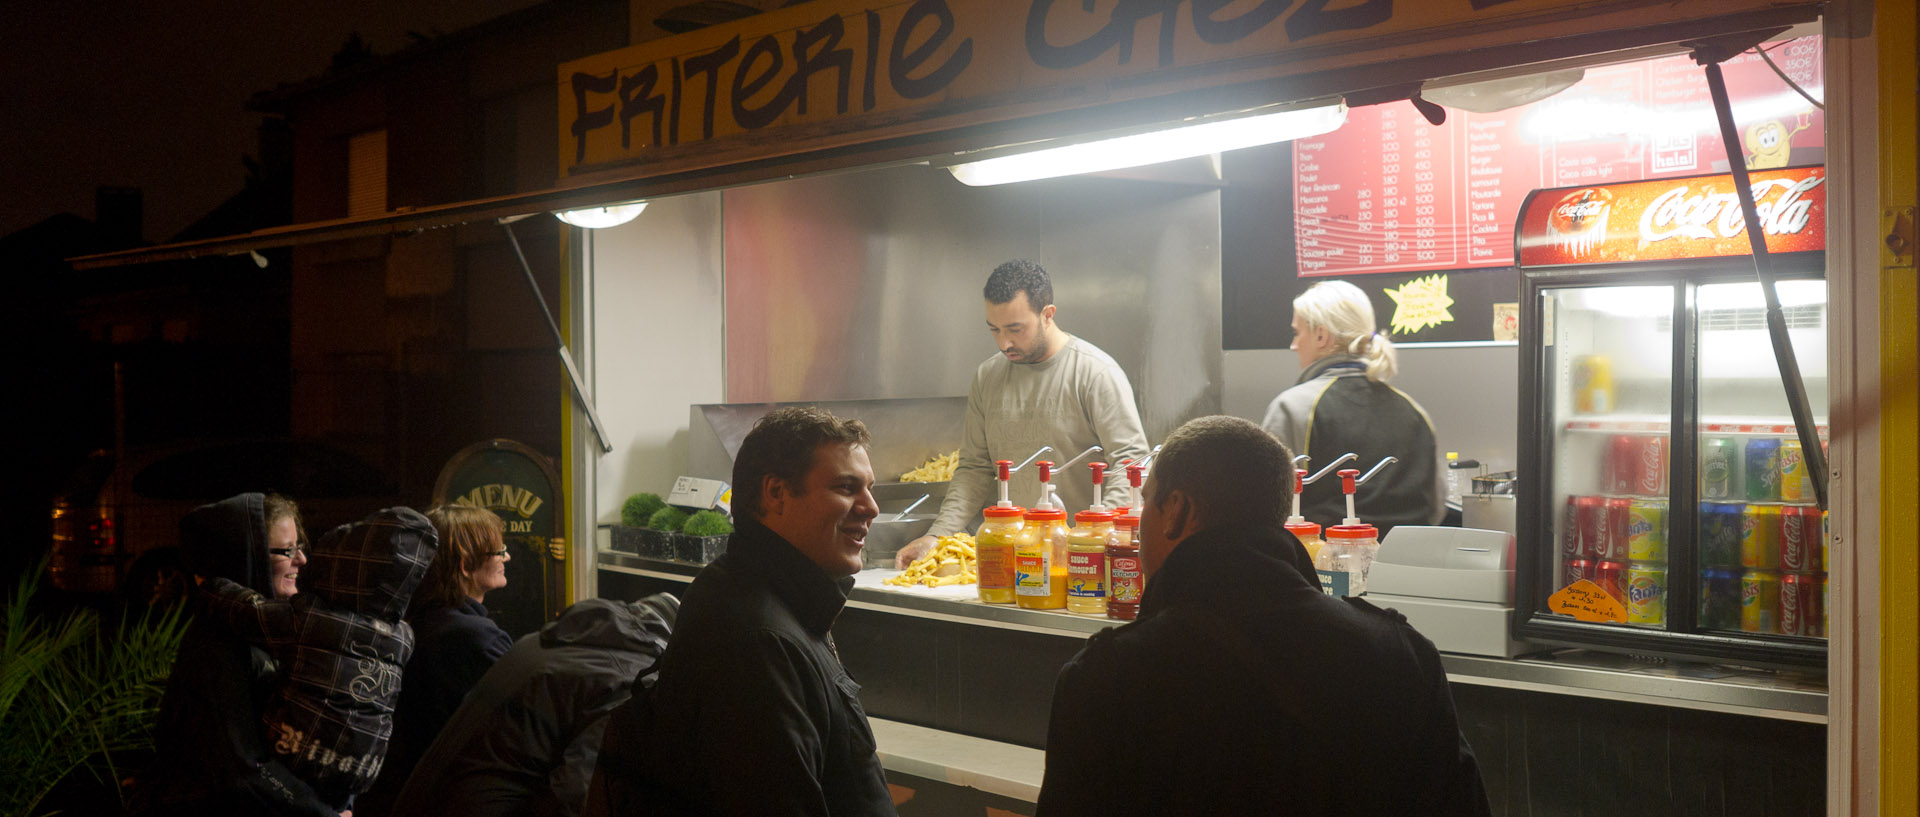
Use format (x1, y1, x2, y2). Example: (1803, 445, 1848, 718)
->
(269, 545, 306, 558)
(483, 548, 510, 559)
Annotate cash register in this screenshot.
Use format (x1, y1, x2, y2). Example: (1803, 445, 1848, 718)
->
(1365, 526, 1524, 658)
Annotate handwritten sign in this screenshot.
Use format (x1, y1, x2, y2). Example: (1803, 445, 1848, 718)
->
(1549, 579, 1626, 623)
(558, 0, 1798, 177)
(1492, 302, 1520, 342)
(1384, 273, 1454, 334)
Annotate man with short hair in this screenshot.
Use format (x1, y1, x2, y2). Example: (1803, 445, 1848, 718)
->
(899, 259, 1150, 566)
(1035, 416, 1490, 817)
(588, 406, 894, 817)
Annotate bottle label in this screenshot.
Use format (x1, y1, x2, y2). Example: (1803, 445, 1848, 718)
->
(1015, 551, 1049, 596)
(1067, 551, 1106, 598)
(1109, 557, 1142, 604)
(978, 545, 1014, 591)
(1317, 568, 1352, 597)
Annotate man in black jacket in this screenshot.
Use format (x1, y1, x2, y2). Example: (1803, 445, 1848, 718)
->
(390, 594, 678, 817)
(1035, 416, 1489, 817)
(588, 406, 895, 817)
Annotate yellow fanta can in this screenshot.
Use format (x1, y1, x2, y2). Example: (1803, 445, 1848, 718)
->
(1626, 562, 1667, 625)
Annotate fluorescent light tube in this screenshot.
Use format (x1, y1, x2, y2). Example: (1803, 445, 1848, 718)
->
(946, 102, 1347, 187)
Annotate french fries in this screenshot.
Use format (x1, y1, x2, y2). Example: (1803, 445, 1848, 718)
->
(898, 450, 960, 483)
(884, 532, 978, 588)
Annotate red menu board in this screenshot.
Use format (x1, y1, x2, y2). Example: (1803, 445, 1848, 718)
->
(1294, 37, 1824, 277)
(1514, 165, 1826, 267)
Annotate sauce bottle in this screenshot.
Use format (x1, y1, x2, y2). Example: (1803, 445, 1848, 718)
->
(1066, 463, 1114, 616)
(1315, 523, 1380, 597)
(1106, 514, 1143, 620)
(1015, 505, 1070, 609)
(1283, 468, 1325, 562)
(975, 459, 1024, 604)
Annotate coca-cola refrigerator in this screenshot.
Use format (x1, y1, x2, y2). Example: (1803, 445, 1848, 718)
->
(1513, 165, 1829, 667)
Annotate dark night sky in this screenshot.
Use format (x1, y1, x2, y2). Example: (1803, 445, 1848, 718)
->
(1, 0, 543, 243)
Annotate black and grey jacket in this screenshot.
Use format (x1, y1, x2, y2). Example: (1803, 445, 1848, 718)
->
(201, 506, 437, 800)
(1261, 353, 1445, 535)
(586, 517, 895, 817)
(390, 595, 678, 817)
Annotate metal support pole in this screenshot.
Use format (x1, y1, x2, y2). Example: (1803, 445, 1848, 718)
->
(501, 221, 614, 454)
(1699, 56, 1830, 510)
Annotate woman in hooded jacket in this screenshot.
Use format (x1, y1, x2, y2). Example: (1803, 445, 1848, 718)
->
(129, 492, 343, 817)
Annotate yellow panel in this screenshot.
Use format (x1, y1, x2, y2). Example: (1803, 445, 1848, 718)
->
(1879, 0, 1919, 813)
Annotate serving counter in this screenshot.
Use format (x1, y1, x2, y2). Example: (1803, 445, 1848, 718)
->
(596, 541, 1826, 809)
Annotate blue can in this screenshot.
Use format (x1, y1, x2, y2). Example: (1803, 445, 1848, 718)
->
(1699, 502, 1743, 568)
(1700, 568, 1743, 630)
(1744, 438, 1781, 502)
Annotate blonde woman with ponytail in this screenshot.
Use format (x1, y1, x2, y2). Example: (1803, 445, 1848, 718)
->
(1261, 280, 1445, 534)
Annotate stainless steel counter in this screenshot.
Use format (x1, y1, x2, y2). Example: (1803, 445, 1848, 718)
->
(597, 549, 1827, 723)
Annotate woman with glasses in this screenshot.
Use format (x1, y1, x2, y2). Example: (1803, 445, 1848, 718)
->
(360, 504, 515, 816)
(263, 492, 309, 598)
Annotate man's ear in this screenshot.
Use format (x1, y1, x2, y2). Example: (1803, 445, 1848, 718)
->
(1161, 489, 1197, 542)
(1040, 303, 1057, 325)
(761, 473, 791, 517)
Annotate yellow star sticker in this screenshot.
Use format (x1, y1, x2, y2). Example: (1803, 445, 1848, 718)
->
(1384, 274, 1456, 334)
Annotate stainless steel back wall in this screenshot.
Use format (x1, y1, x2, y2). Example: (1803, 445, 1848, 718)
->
(720, 163, 1223, 441)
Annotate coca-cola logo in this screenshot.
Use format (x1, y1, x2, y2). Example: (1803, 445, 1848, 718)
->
(1549, 188, 1613, 258)
(1638, 175, 1825, 243)
(1629, 576, 1661, 605)
(1780, 587, 1802, 628)
(1638, 438, 1665, 494)
(1781, 515, 1804, 564)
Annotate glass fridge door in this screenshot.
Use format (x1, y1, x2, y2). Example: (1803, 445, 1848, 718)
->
(1542, 284, 1675, 629)
(1693, 279, 1829, 642)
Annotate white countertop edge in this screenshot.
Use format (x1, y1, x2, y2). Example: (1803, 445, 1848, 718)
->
(869, 717, 1045, 804)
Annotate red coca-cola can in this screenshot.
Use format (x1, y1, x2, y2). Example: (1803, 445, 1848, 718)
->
(1592, 498, 1633, 560)
(1606, 435, 1638, 494)
(1780, 571, 1822, 636)
(1636, 435, 1669, 497)
(1573, 496, 1604, 559)
(1561, 558, 1594, 589)
(1777, 505, 1821, 572)
(1593, 560, 1628, 603)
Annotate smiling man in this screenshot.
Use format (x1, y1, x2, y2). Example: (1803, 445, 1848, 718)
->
(899, 259, 1149, 566)
(588, 406, 893, 817)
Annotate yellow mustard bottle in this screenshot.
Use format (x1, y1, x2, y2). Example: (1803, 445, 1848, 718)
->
(1015, 507, 1070, 610)
(1066, 510, 1115, 616)
(975, 505, 1025, 604)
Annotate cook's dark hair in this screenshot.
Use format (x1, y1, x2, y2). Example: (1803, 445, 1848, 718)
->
(983, 259, 1053, 311)
(734, 406, 872, 519)
(1146, 416, 1293, 530)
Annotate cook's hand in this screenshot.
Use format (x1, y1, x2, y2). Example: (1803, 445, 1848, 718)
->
(895, 535, 937, 568)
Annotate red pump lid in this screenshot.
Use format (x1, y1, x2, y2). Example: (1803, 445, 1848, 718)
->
(1023, 507, 1067, 522)
(984, 506, 1026, 519)
(995, 459, 1014, 481)
(1111, 514, 1138, 530)
(1037, 461, 1054, 483)
(1074, 510, 1115, 525)
(1284, 520, 1322, 538)
(1326, 524, 1378, 542)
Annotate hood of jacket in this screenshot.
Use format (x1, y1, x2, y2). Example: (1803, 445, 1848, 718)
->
(177, 492, 273, 596)
(540, 593, 678, 652)
(306, 506, 437, 620)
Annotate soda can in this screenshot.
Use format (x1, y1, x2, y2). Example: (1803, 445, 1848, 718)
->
(1606, 435, 1638, 495)
(1559, 496, 1583, 560)
(1594, 560, 1628, 605)
(1777, 505, 1821, 572)
(1625, 562, 1667, 625)
(1699, 502, 1743, 568)
(1701, 436, 1740, 500)
(1574, 496, 1605, 560)
(1822, 575, 1829, 638)
(1627, 499, 1668, 562)
(1740, 504, 1780, 569)
(1778, 440, 1808, 503)
(1635, 435, 1669, 497)
(1745, 438, 1781, 502)
(1700, 568, 1743, 630)
(1741, 569, 1781, 634)
(1780, 572, 1822, 637)
(1822, 509, 1830, 572)
(1561, 558, 1594, 590)
(1595, 498, 1633, 560)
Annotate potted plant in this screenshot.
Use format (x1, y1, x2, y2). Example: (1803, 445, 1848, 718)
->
(674, 510, 733, 564)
